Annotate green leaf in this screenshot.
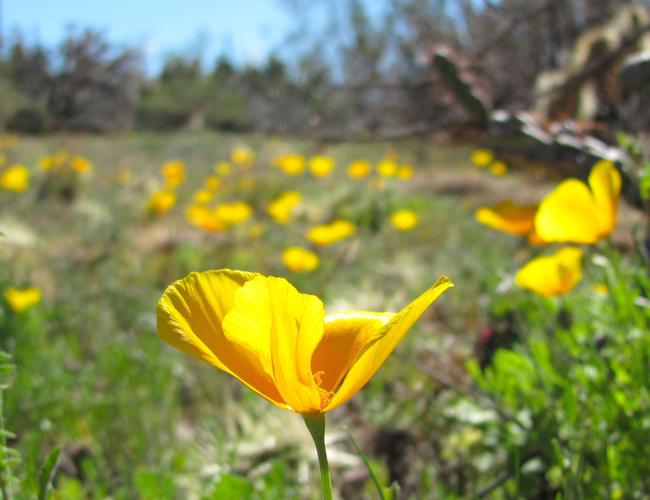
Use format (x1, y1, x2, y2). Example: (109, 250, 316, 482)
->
(38, 447, 61, 500)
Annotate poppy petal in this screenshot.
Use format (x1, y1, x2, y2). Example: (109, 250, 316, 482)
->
(324, 276, 452, 412)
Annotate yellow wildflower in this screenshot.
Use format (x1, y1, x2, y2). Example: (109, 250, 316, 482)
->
(4, 287, 41, 313)
(193, 189, 213, 205)
(347, 161, 371, 180)
(148, 190, 176, 215)
(161, 161, 185, 188)
(489, 161, 508, 176)
(204, 176, 221, 191)
(186, 205, 225, 232)
(38, 156, 54, 171)
(309, 156, 335, 177)
(275, 154, 306, 175)
(282, 248, 320, 273)
(397, 165, 413, 180)
(70, 155, 92, 174)
(0, 165, 29, 192)
(515, 247, 583, 297)
(377, 160, 398, 178)
(535, 160, 620, 244)
(268, 191, 302, 224)
(157, 270, 452, 414)
(214, 201, 253, 225)
(475, 200, 538, 237)
(471, 149, 493, 167)
(307, 220, 356, 246)
(390, 209, 418, 231)
(231, 146, 255, 168)
(214, 161, 232, 176)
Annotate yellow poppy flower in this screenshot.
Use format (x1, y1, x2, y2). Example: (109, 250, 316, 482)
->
(535, 160, 621, 244)
(231, 146, 255, 168)
(275, 154, 306, 175)
(268, 191, 302, 224)
(192, 189, 213, 205)
(282, 247, 320, 273)
(214, 201, 253, 225)
(148, 190, 176, 215)
(475, 200, 538, 237)
(489, 161, 508, 176)
(186, 205, 225, 232)
(70, 155, 92, 174)
(38, 156, 54, 171)
(157, 270, 452, 414)
(377, 160, 398, 178)
(4, 287, 42, 313)
(397, 165, 413, 180)
(204, 176, 221, 191)
(347, 161, 371, 180)
(307, 220, 356, 246)
(214, 161, 232, 176)
(515, 247, 583, 297)
(390, 209, 418, 231)
(162, 161, 186, 188)
(0, 165, 29, 192)
(471, 149, 493, 167)
(309, 156, 334, 177)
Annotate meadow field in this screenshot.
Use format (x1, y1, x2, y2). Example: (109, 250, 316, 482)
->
(1, 131, 649, 499)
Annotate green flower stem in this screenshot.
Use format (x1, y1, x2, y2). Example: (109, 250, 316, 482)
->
(303, 413, 333, 500)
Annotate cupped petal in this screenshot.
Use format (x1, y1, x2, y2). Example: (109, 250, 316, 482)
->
(588, 160, 621, 233)
(312, 311, 395, 393)
(535, 179, 603, 244)
(324, 276, 453, 412)
(157, 269, 286, 408)
(226, 276, 326, 414)
(475, 200, 538, 236)
(514, 247, 583, 297)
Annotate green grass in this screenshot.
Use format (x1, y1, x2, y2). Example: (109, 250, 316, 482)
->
(0, 131, 649, 498)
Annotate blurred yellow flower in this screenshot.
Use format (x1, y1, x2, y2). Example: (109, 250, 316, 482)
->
(593, 283, 609, 296)
(162, 161, 185, 188)
(475, 200, 538, 237)
(70, 155, 92, 174)
(377, 160, 398, 178)
(390, 209, 418, 231)
(148, 190, 176, 215)
(471, 149, 493, 167)
(204, 176, 221, 191)
(193, 189, 214, 205)
(275, 154, 306, 175)
(38, 155, 54, 171)
(309, 156, 334, 177)
(214, 161, 232, 176)
(268, 191, 302, 224)
(535, 160, 620, 244)
(231, 146, 255, 168)
(489, 161, 508, 176)
(0, 165, 29, 192)
(214, 201, 253, 225)
(515, 247, 583, 297)
(4, 287, 41, 313)
(186, 205, 225, 232)
(397, 165, 414, 180)
(283, 247, 320, 273)
(116, 168, 132, 184)
(156, 270, 451, 413)
(347, 161, 371, 180)
(307, 220, 356, 246)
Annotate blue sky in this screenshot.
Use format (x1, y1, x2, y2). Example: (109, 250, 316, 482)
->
(4, 0, 296, 71)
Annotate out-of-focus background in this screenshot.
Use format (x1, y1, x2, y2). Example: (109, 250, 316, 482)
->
(2, 1, 650, 498)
